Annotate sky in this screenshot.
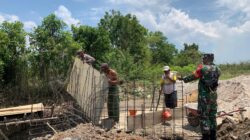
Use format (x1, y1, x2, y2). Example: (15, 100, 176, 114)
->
(0, 0, 250, 64)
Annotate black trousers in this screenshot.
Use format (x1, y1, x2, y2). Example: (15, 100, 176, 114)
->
(164, 91, 177, 108)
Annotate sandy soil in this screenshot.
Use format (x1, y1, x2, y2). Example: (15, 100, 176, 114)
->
(50, 123, 145, 140)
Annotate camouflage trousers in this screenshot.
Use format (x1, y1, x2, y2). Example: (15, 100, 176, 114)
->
(108, 85, 120, 122)
(198, 89, 217, 134)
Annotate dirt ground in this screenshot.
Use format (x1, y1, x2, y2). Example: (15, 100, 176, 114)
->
(46, 122, 198, 140)
(47, 123, 146, 140)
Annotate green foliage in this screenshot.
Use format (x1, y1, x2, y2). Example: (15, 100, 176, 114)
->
(30, 14, 80, 81)
(0, 21, 26, 85)
(72, 25, 111, 65)
(0, 30, 9, 84)
(98, 10, 150, 65)
(0, 60, 4, 85)
(1, 10, 249, 104)
(103, 49, 142, 80)
(174, 43, 202, 67)
(171, 64, 196, 76)
(219, 62, 250, 79)
(147, 31, 177, 64)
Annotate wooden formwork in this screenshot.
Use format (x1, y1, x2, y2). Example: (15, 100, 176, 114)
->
(67, 58, 109, 124)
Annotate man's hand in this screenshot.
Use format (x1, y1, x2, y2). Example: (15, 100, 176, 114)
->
(159, 89, 162, 94)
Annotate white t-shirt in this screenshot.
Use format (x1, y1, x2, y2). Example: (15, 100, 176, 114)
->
(160, 72, 176, 94)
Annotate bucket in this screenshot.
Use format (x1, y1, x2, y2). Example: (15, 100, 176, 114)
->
(129, 109, 137, 116)
(162, 110, 172, 120)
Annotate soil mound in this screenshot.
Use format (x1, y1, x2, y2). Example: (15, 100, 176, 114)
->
(217, 75, 250, 112)
(217, 118, 250, 140)
(50, 123, 145, 140)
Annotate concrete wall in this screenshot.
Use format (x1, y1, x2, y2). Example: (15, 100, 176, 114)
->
(67, 58, 108, 124)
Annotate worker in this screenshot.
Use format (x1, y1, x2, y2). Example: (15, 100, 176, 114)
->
(159, 66, 177, 109)
(179, 53, 220, 140)
(76, 50, 95, 64)
(101, 63, 120, 123)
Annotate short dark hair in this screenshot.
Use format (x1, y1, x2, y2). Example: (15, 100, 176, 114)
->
(101, 63, 109, 69)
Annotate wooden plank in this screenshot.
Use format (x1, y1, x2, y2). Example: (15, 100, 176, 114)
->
(0, 103, 44, 117)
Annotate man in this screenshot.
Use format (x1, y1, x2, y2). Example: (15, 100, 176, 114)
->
(101, 63, 120, 123)
(179, 53, 220, 140)
(76, 50, 95, 64)
(160, 66, 177, 109)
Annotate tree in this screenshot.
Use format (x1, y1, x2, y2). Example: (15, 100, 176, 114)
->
(0, 30, 9, 85)
(0, 21, 26, 85)
(98, 10, 151, 65)
(30, 14, 80, 81)
(174, 43, 202, 67)
(147, 31, 177, 65)
(72, 25, 111, 65)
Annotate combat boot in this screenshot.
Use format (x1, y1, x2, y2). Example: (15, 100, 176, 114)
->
(210, 130, 216, 140)
(201, 134, 210, 140)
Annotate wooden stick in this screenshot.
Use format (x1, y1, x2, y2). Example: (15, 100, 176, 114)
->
(46, 122, 58, 134)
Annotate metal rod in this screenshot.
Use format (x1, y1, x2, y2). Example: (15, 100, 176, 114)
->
(0, 129, 9, 140)
(46, 122, 58, 134)
(182, 81, 184, 138)
(150, 85, 156, 111)
(133, 80, 136, 132)
(0, 117, 59, 126)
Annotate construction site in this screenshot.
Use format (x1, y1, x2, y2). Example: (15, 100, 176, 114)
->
(2, 0, 250, 139)
(0, 58, 250, 140)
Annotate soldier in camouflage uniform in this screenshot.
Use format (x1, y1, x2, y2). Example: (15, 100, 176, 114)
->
(180, 54, 220, 140)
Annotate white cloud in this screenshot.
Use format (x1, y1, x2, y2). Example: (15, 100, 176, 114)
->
(24, 21, 37, 31)
(25, 35, 30, 48)
(0, 13, 19, 23)
(110, 0, 163, 6)
(133, 8, 220, 44)
(217, 0, 250, 13)
(216, 0, 250, 22)
(109, 0, 170, 12)
(55, 5, 80, 26)
(0, 15, 4, 23)
(110, 0, 250, 63)
(0, 13, 37, 32)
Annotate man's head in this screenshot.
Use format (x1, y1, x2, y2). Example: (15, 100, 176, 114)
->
(202, 53, 214, 64)
(101, 63, 109, 73)
(163, 66, 170, 74)
(76, 50, 84, 56)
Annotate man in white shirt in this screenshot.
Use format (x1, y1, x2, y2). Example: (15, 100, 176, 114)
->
(159, 66, 177, 108)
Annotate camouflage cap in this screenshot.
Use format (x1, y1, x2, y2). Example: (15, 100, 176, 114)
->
(203, 53, 214, 61)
